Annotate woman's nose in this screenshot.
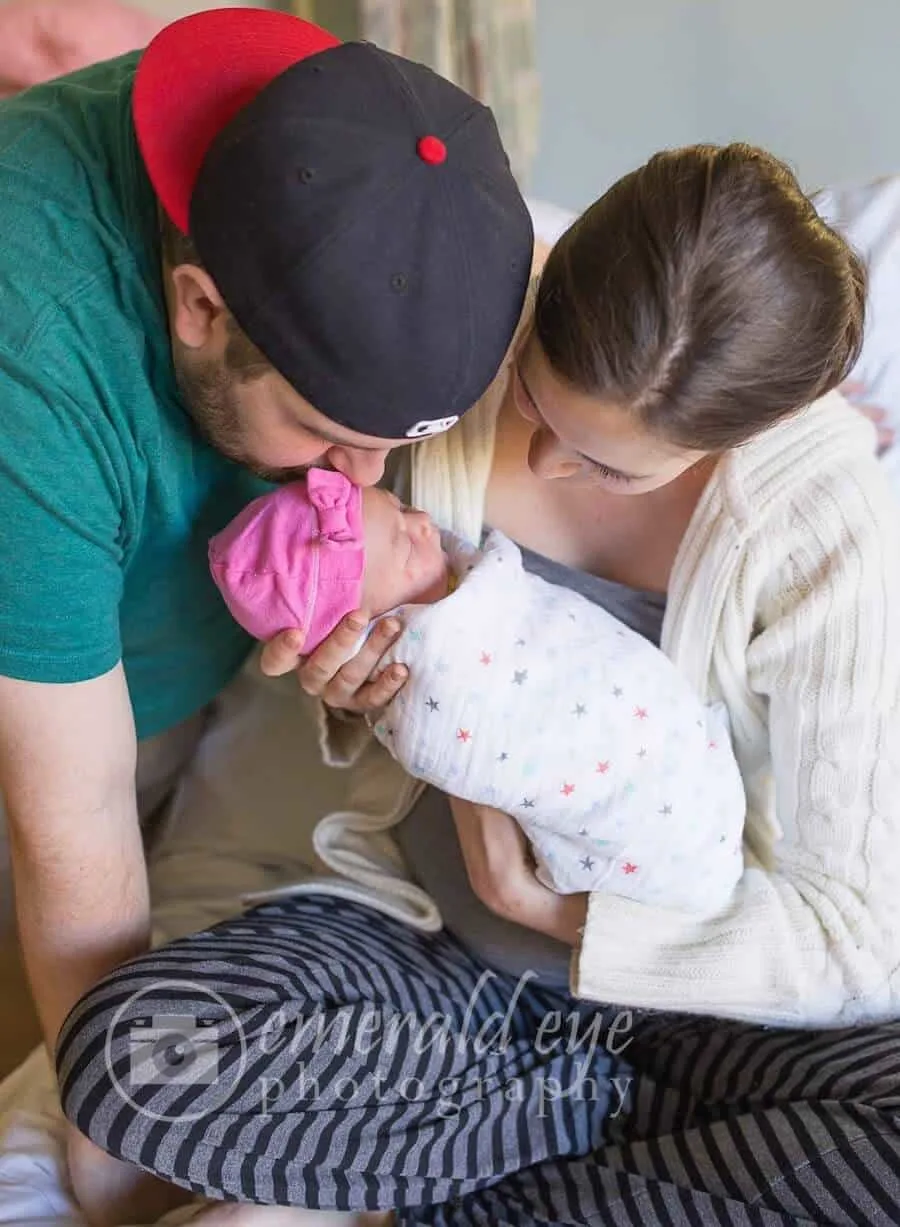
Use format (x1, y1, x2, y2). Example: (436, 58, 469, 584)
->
(527, 427, 581, 481)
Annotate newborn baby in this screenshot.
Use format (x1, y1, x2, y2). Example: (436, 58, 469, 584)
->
(209, 470, 746, 913)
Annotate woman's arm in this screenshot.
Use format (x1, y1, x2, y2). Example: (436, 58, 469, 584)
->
(451, 456, 900, 1026)
(571, 461, 900, 1026)
(448, 795, 588, 943)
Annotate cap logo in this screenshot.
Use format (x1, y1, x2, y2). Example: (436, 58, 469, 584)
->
(405, 416, 460, 438)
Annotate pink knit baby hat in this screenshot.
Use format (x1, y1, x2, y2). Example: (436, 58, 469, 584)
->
(208, 469, 365, 651)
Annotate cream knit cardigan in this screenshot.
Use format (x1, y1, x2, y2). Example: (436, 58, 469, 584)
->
(313, 381, 900, 1028)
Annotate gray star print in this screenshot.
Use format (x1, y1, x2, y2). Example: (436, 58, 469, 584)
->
(612, 686, 623, 698)
(426, 697, 439, 712)
(522, 798, 536, 809)
(498, 752, 509, 762)
(513, 670, 528, 685)
(573, 704, 587, 717)
(580, 856, 595, 871)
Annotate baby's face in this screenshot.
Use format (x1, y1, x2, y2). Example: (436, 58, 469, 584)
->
(360, 488, 449, 615)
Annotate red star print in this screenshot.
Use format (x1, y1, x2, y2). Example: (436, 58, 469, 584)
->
(561, 782, 575, 796)
(480, 652, 492, 665)
(633, 707, 649, 720)
(596, 761, 610, 774)
(622, 862, 638, 875)
(456, 729, 472, 743)
(708, 740, 717, 750)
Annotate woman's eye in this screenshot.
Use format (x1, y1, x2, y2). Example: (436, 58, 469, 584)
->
(587, 458, 631, 484)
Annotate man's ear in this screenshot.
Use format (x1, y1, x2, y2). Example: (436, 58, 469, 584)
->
(169, 264, 228, 350)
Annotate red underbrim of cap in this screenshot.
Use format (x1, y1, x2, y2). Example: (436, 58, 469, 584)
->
(134, 6, 340, 234)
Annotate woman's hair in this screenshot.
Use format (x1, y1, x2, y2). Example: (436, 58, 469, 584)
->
(159, 209, 272, 382)
(535, 144, 866, 451)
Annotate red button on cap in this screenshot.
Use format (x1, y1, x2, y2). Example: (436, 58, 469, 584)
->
(417, 135, 447, 165)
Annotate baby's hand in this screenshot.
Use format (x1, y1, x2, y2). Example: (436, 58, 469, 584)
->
(260, 612, 408, 714)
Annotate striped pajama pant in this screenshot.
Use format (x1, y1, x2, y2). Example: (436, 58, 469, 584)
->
(57, 896, 900, 1225)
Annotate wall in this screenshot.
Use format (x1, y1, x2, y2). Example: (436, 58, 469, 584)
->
(130, 0, 272, 19)
(532, 0, 900, 210)
(131, 0, 900, 211)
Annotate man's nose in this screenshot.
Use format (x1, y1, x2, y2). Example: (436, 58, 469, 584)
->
(326, 446, 390, 486)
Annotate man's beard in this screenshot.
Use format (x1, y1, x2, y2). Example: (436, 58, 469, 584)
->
(173, 353, 318, 485)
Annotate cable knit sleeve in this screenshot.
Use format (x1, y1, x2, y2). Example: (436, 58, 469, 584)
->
(572, 448, 900, 1026)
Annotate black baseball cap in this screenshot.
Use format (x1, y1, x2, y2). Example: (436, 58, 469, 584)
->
(133, 7, 534, 441)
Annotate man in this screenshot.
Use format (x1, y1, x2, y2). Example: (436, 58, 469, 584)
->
(0, 5, 532, 1219)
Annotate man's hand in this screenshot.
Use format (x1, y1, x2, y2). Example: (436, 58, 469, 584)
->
(449, 796, 587, 945)
(260, 612, 407, 714)
(66, 1126, 190, 1227)
(0, 666, 178, 1223)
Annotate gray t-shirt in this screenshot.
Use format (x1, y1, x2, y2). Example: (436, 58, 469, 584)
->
(394, 542, 666, 989)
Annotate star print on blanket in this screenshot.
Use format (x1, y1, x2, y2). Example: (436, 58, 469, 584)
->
(375, 530, 746, 914)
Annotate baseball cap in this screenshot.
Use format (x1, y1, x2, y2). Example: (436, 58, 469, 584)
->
(133, 7, 534, 441)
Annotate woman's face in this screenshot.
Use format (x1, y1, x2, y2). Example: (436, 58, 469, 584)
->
(513, 335, 709, 495)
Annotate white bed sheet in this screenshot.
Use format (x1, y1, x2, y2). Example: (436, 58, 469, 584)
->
(1, 189, 899, 1225)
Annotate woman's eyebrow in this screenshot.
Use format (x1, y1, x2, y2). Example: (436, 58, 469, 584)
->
(517, 362, 647, 482)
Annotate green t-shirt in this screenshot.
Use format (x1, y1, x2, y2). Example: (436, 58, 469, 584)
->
(0, 54, 271, 738)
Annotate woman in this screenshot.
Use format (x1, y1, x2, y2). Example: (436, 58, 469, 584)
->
(58, 144, 900, 1225)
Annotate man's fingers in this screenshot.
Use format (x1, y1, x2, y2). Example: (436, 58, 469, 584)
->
(311, 616, 405, 708)
(296, 612, 369, 696)
(353, 664, 408, 712)
(261, 611, 408, 712)
(259, 629, 304, 677)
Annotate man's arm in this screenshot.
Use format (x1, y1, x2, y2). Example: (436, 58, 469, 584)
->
(0, 665, 146, 1050)
(0, 667, 194, 1224)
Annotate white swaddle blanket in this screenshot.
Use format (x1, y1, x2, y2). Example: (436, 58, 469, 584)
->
(373, 530, 746, 913)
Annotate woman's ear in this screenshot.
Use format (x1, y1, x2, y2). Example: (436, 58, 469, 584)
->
(168, 264, 228, 351)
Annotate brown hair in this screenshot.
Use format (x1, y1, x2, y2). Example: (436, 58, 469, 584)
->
(535, 144, 866, 451)
(159, 209, 273, 382)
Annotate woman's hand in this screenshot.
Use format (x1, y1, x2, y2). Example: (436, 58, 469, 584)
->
(259, 612, 408, 715)
(840, 380, 895, 454)
(449, 796, 588, 945)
